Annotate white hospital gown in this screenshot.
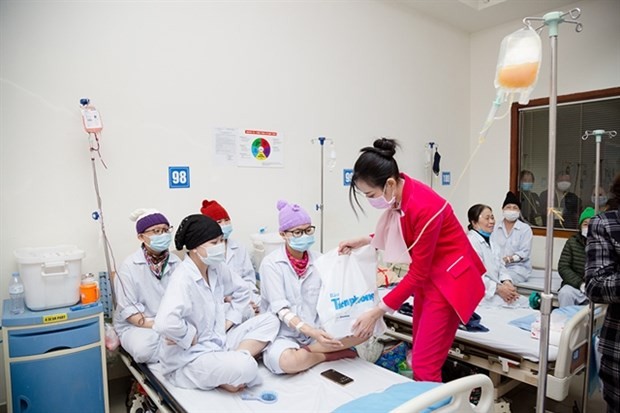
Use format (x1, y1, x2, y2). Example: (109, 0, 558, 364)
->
(491, 219, 533, 283)
(468, 230, 510, 300)
(226, 238, 261, 315)
(153, 256, 279, 390)
(259, 245, 322, 341)
(113, 248, 181, 362)
(259, 245, 324, 373)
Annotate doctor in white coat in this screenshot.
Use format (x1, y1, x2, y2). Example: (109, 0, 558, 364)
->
(153, 214, 279, 392)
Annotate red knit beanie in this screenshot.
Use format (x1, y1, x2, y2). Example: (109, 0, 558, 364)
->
(200, 199, 230, 221)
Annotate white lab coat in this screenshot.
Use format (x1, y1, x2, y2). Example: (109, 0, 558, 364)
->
(113, 248, 181, 362)
(491, 219, 533, 283)
(259, 245, 322, 341)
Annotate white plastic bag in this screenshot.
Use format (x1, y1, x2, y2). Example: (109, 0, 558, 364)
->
(105, 322, 120, 351)
(315, 245, 387, 339)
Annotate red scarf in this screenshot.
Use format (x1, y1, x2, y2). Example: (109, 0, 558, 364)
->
(286, 247, 309, 277)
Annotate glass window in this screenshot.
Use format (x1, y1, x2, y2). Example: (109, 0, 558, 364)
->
(511, 87, 620, 235)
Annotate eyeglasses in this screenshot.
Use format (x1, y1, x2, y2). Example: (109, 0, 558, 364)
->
(144, 226, 173, 236)
(284, 226, 316, 238)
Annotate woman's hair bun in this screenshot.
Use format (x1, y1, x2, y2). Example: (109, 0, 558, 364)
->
(373, 138, 398, 158)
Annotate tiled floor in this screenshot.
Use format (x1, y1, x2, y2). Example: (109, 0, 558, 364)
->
(106, 367, 606, 413)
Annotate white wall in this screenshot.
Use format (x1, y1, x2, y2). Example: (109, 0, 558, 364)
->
(0, 1, 471, 311)
(469, 0, 620, 268)
(2, 0, 617, 311)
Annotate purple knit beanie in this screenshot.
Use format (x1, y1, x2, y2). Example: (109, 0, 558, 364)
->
(277, 200, 311, 232)
(131, 208, 170, 234)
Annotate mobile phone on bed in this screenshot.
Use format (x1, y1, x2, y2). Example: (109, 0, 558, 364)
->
(321, 369, 354, 386)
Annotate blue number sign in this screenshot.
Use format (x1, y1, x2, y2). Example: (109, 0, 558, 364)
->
(169, 166, 190, 189)
(343, 169, 353, 186)
(442, 171, 451, 186)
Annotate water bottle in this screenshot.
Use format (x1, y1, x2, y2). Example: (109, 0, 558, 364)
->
(8, 272, 25, 314)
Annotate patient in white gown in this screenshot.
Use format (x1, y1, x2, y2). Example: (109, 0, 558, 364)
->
(466, 204, 529, 308)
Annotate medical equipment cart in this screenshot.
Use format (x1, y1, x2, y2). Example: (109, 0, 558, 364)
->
(2, 300, 109, 413)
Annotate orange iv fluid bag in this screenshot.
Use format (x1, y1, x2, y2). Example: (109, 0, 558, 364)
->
(494, 26, 541, 104)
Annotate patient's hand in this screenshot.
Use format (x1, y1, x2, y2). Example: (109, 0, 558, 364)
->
(165, 337, 174, 345)
(312, 329, 344, 349)
(497, 282, 519, 303)
(250, 301, 260, 314)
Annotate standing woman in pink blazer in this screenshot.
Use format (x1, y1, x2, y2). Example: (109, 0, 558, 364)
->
(338, 138, 486, 382)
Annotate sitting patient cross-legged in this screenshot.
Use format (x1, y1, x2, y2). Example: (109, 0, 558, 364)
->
(260, 200, 367, 375)
(153, 214, 279, 392)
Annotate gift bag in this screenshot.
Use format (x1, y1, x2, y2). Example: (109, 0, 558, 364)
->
(315, 245, 387, 339)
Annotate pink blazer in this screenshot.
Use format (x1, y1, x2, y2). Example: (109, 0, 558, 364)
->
(382, 174, 485, 323)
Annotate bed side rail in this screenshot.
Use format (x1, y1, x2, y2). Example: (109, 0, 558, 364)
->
(554, 304, 607, 379)
(390, 374, 494, 413)
(119, 351, 176, 413)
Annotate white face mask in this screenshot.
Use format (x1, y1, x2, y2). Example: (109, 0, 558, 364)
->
(198, 242, 226, 266)
(557, 181, 571, 192)
(581, 226, 588, 238)
(503, 210, 520, 222)
(591, 195, 608, 206)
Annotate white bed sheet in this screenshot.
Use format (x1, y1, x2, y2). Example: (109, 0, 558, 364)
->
(386, 305, 558, 363)
(147, 358, 411, 413)
(515, 268, 562, 294)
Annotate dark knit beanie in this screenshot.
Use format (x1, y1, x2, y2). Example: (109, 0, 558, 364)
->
(502, 191, 521, 209)
(174, 214, 223, 251)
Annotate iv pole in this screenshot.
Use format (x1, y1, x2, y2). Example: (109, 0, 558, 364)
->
(580, 129, 616, 413)
(311, 136, 335, 253)
(522, 9, 582, 413)
(81, 98, 116, 307)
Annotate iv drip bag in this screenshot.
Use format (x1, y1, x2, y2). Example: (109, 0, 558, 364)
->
(494, 26, 541, 104)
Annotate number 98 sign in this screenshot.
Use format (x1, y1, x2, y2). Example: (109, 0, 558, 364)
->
(343, 169, 353, 186)
(169, 166, 190, 189)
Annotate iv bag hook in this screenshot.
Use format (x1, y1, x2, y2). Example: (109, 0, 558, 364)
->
(523, 8, 582, 33)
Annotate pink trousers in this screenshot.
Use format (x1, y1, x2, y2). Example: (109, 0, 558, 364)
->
(411, 282, 460, 382)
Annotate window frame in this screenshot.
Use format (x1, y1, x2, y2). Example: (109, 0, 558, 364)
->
(509, 86, 620, 238)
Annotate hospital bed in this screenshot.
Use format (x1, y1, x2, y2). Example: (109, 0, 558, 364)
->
(119, 351, 495, 412)
(513, 268, 563, 305)
(383, 300, 606, 403)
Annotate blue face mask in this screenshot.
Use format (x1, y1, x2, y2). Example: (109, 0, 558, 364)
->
(288, 235, 315, 252)
(149, 233, 172, 252)
(477, 229, 492, 238)
(220, 224, 233, 240)
(521, 182, 534, 191)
